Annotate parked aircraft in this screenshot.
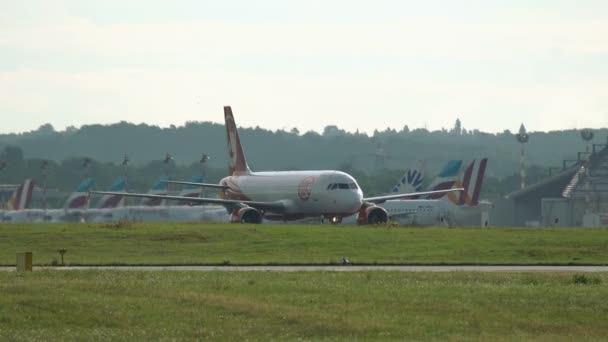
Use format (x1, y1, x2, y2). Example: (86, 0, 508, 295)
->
(377, 158, 490, 226)
(92, 106, 461, 224)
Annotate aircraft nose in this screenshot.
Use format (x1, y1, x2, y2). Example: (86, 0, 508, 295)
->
(349, 190, 364, 211)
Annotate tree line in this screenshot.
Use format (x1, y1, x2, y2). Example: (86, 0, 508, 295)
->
(0, 120, 606, 199)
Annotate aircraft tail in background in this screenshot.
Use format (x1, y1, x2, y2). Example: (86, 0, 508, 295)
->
(97, 176, 128, 208)
(446, 158, 488, 206)
(390, 160, 425, 194)
(177, 175, 205, 205)
(425, 160, 463, 199)
(65, 177, 96, 209)
(2, 179, 35, 210)
(141, 176, 169, 206)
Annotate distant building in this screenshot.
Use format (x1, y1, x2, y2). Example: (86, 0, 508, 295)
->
(502, 139, 608, 227)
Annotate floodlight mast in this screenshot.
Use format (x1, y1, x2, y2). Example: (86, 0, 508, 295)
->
(82, 158, 92, 212)
(40, 160, 49, 213)
(0, 160, 6, 185)
(580, 129, 594, 214)
(515, 124, 529, 190)
(200, 152, 210, 198)
(122, 154, 129, 206)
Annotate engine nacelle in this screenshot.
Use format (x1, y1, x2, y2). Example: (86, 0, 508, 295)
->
(231, 207, 263, 224)
(357, 206, 388, 225)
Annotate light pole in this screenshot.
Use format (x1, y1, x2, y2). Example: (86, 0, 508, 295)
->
(581, 129, 594, 153)
(163, 153, 173, 207)
(40, 160, 49, 214)
(82, 158, 92, 219)
(121, 154, 129, 207)
(200, 152, 210, 198)
(515, 124, 529, 190)
(580, 129, 594, 214)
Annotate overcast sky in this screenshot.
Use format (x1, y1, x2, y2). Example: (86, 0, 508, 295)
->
(1, 0, 607, 134)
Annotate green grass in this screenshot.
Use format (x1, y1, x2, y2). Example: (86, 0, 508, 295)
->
(1, 222, 607, 265)
(0, 271, 607, 340)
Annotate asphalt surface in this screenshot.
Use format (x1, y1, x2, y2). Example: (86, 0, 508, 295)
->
(2, 265, 608, 272)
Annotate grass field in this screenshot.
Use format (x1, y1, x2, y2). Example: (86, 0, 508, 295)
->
(0, 270, 607, 340)
(1, 223, 607, 265)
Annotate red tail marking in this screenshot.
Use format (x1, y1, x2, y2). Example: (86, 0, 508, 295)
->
(470, 158, 488, 205)
(224, 106, 250, 175)
(458, 160, 475, 205)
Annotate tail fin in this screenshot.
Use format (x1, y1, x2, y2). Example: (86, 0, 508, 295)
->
(98, 176, 128, 208)
(65, 177, 95, 209)
(390, 160, 425, 194)
(426, 160, 463, 199)
(5, 179, 35, 210)
(177, 175, 205, 205)
(458, 160, 475, 205)
(450, 158, 488, 206)
(224, 106, 251, 175)
(470, 158, 488, 205)
(142, 176, 169, 206)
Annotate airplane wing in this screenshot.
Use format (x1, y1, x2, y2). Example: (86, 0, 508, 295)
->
(89, 191, 285, 212)
(160, 180, 228, 189)
(364, 188, 464, 204)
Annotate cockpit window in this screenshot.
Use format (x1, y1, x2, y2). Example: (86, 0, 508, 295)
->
(327, 182, 358, 190)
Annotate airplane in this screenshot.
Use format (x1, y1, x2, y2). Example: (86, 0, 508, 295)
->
(371, 158, 490, 226)
(92, 106, 462, 224)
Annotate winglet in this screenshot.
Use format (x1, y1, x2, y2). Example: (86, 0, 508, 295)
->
(224, 106, 251, 175)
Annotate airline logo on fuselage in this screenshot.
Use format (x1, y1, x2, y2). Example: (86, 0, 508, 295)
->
(297, 177, 315, 201)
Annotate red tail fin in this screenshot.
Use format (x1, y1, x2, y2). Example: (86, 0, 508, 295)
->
(224, 106, 251, 175)
(458, 160, 475, 205)
(13, 179, 35, 210)
(470, 158, 488, 205)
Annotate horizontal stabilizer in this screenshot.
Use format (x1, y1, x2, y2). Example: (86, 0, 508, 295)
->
(364, 188, 464, 204)
(90, 190, 285, 212)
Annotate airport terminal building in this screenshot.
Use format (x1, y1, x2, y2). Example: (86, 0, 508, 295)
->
(501, 138, 608, 227)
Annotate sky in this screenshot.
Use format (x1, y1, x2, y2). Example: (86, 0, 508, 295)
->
(0, 0, 607, 134)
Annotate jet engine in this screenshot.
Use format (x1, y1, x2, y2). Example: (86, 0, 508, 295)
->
(357, 205, 388, 225)
(231, 207, 263, 224)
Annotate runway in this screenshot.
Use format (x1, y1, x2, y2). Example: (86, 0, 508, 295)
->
(2, 265, 608, 272)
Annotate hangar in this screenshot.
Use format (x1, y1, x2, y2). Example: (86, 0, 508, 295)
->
(505, 137, 608, 227)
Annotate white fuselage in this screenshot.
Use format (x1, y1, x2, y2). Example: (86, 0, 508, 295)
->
(220, 170, 364, 219)
(0, 206, 228, 223)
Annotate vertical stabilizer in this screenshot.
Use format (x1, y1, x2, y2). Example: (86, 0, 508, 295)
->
(98, 176, 128, 208)
(5, 179, 35, 210)
(458, 160, 475, 205)
(142, 176, 169, 206)
(449, 158, 489, 207)
(390, 160, 425, 194)
(224, 106, 251, 175)
(426, 160, 463, 199)
(470, 158, 488, 205)
(177, 175, 204, 205)
(65, 177, 96, 209)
